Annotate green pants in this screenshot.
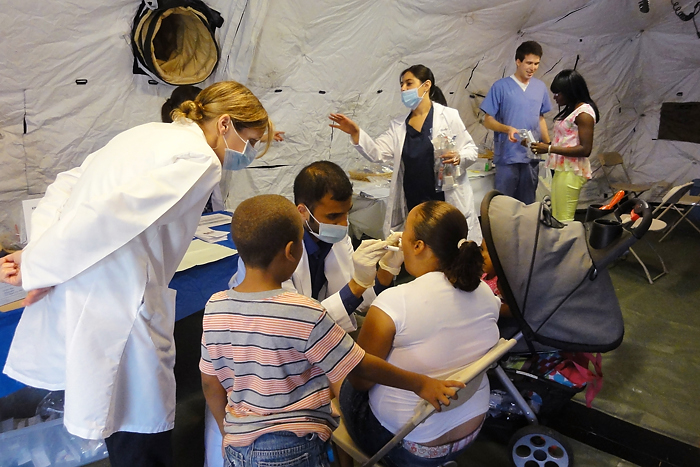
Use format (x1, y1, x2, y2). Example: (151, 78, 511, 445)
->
(551, 170, 587, 222)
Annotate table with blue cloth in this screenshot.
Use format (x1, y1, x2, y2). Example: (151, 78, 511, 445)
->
(0, 217, 238, 399)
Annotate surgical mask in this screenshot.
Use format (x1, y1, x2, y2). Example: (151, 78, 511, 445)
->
(401, 83, 428, 109)
(304, 205, 348, 244)
(222, 126, 257, 171)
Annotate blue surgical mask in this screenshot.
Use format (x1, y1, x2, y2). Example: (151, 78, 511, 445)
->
(401, 83, 428, 109)
(222, 126, 257, 171)
(304, 205, 348, 244)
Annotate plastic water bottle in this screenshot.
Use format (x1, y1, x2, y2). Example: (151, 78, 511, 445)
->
(488, 389, 542, 420)
(36, 391, 65, 421)
(488, 389, 523, 420)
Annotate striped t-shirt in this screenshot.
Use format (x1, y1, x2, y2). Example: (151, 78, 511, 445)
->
(199, 288, 365, 447)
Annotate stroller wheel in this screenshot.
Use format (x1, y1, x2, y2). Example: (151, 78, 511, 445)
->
(508, 425, 574, 467)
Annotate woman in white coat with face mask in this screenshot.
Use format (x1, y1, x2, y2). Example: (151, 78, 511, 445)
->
(0, 81, 273, 467)
(329, 64, 482, 245)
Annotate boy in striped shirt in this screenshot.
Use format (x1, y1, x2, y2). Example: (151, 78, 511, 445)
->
(200, 194, 463, 466)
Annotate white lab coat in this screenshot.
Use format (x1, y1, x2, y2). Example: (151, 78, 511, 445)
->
(353, 102, 483, 244)
(3, 121, 221, 440)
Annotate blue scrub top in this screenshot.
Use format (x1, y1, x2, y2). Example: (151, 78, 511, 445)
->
(481, 77, 552, 165)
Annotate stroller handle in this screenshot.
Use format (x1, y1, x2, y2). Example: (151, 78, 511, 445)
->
(614, 198, 652, 239)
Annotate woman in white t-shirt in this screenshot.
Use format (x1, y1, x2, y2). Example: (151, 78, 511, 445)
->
(339, 201, 500, 467)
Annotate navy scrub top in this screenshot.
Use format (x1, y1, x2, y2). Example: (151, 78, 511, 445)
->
(401, 105, 444, 211)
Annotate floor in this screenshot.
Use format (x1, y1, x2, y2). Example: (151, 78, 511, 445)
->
(86, 210, 700, 467)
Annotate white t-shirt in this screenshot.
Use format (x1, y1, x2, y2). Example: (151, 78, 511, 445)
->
(368, 271, 501, 442)
(510, 74, 529, 91)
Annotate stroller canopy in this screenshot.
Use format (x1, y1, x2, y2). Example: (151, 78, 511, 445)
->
(481, 192, 624, 353)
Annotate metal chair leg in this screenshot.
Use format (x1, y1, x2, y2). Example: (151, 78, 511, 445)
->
(628, 240, 667, 284)
(659, 204, 700, 242)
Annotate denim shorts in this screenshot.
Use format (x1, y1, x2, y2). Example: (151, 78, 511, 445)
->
(339, 380, 466, 467)
(224, 431, 330, 467)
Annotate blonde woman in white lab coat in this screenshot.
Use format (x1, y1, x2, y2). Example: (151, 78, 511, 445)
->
(329, 64, 482, 245)
(0, 81, 273, 467)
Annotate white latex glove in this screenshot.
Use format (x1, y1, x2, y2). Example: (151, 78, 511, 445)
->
(379, 231, 404, 275)
(352, 239, 387, 288)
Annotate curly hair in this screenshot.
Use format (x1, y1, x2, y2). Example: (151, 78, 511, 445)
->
(231, 194, 303, 269)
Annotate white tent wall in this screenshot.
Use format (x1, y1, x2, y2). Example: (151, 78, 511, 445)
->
(1, 0, 699, 249)
(227, 0, 700, 211)
(0, 0, 268, 248)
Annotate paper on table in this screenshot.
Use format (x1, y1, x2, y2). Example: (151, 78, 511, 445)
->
(468, 170, 488, 179)
(194, 225, 229, 243)
(359, 186, 390, 199)
(0, 282, 27, 307)
(199, 213, 233, 228)
(177, 239, 237, 272)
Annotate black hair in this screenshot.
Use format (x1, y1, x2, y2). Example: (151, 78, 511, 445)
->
(293, 161, 353, 212)
(412, 201, 484, 292)
(400, 64, 448, 107)
(550, 69, 600, 123)
(515, 41, 543, 61)
(161, 85, 202, 123)
(231, 194, 303, 269)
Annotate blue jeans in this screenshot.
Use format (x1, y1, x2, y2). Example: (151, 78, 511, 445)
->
(224, 431, 330, 467)
(339, 380, 463, 467)
(495, 161, 539, 204)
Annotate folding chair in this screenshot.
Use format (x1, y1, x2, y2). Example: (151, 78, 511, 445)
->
(332, 336, 518, 467)
(619, 214, 669, 284)
(651, 182, 700, 242)
(597, 152, 653, 198)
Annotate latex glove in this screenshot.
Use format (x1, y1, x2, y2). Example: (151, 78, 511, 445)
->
(352, 239, 387, 289)
(379, 231, 403, 275)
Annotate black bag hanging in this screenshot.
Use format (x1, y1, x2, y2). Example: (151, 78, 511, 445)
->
(131, 0, 224, 85)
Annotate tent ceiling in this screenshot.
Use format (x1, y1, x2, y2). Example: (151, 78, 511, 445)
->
(1, 0, 699, 247)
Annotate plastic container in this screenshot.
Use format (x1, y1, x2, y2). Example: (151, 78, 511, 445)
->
(0, 418, 108, 466)
(432, 133, 460, 192)
(584, 204, 608, 223)
(589, 219, 622, 249)
(36, 391, 65, 422)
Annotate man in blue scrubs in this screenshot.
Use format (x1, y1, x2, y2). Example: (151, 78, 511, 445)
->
(481, 41, 552, 204)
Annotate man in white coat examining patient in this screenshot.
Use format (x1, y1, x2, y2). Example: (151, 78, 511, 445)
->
(0, 81, 274, 467)
(329, 64, 483, 245)
(205, 160, 402, 467)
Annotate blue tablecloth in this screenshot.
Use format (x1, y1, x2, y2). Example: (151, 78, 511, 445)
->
(0, 307, 26, 397)
(0, 216, 238, 398)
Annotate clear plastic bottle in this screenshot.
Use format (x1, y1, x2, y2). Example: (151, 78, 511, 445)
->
(488, 389, 542, 420)
(488, 389, 524, 420)
(36, 391, 65, 421)
(432, 133, 459, 191)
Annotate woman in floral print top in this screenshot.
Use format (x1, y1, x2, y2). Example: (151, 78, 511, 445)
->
(531, 69, 600, 222)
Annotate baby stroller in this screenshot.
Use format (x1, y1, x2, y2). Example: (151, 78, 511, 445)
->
(331, 191, 651, 467)
(479, 190, 652, 466)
